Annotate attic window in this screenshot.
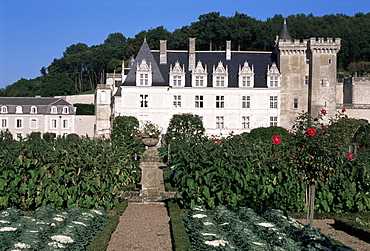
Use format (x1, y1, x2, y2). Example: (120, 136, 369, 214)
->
(136, 59, 152, 86)
(212, 61, 228, 87)
(15, 106, 23, 114)
(238, 61, 254, 87)
(51, 106, 57, 114)
(30, 106, 37, 114)
(62, 107, 69, 114)
(1, 106, 7, 113)
(169, 61, 185, 87)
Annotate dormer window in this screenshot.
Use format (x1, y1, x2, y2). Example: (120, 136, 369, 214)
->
(136, 59, 152, 86)
(192, 61, 207, 87)
(267, 62, 281, 88)
(212, 61, 228, 87)
(1, 106, 7, 113)
(62, 106, 69, 114)
(15, 106, 23, 114)
(169, 61, 185, 87)
(30, 106, 37, 114)
(51, 106, 58, 114)
(238, 61, 254, 87)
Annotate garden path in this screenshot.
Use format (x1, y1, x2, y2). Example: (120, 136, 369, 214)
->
(106, 165, 172, 251)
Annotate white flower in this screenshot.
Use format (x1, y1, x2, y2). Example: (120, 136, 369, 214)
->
(201, 233, 217, 236)
(14, 243, 31, 249)
(72, 221, 86, 227)
(48, 242, 65, 248)
(82, 212, 94, 217)
(257, 222, 275, 227)
(50, 223, 56, 227)
(193, 207, 206, 211)
(53, 217, 64, 222)
(203, 222, 213, 226)
(0, 227, 17, 231)
(90, 210, 103, 215)
(2, 211, 9, 216)
(50, 235, 74, 244)
(0, 220, 10, 224)
(252, 242, 266, 246)
(220, 222, 230, 225)
(204, 239, 228, 247)
(192, 214, 207, 218)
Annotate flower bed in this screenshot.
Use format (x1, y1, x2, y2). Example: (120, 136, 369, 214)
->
(183, 206, 351, 250)
(0, 206, 107, 250)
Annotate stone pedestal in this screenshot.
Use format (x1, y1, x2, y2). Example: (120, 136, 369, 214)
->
(140, 142, 161, 200)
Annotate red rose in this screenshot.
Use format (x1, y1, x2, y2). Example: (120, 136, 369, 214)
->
(345, 153, 354, 159)
(321, 109, 327, 115)
(292, 153, 297, 157)
(307, 128, 316, 136)
(313, 118, 318, 121)
(273, 154, 277, 158)
(231, 131, 234, 134)
(271, 134, 281, 145)
(342, 108, 346, 112)
(345, 115, 348, 118)
(214, 140, 221, 143)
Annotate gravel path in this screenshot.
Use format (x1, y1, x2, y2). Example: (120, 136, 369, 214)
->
(106, 202, 172, 251)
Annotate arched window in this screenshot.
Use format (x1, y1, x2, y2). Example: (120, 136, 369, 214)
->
(51, 106, 58, 114)
(62, 106, 69, 114)
(15, 106, 23, 113)
(30, 106, 37, 114)
(1, 106, 7, 113)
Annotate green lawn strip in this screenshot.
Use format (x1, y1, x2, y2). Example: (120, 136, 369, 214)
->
(166, 199, 192, 251)
(163, 166, 176, 192)
(86, 200, 128, 251)
(333, 213, 370, 243)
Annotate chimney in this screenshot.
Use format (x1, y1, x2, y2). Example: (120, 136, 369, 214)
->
(160, 40, 167, 64)
(188, 38, 196, 71)
(226, 40, 231, 60)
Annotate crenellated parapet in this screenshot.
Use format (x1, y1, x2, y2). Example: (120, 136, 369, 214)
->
(309, 37, 341, 53)
(277, 39, 308, 55)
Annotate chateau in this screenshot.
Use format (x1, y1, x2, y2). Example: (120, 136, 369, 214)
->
(2, 22, 370, 139)
(94, 21, 344, 138)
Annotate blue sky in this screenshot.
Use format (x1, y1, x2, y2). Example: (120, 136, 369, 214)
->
(0, 0, 368, 89)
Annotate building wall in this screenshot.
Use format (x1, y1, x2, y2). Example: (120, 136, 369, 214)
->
(55, 94, 94, 104)
(74, 115, 96, 137)
(115, 86, 280, 135)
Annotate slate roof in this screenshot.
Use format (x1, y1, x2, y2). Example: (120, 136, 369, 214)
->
(0, 97, 75, 114)
(120, 40, 276, 89)
(279, 19, 291, 41)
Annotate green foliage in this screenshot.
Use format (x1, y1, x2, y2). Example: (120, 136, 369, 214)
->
(73, 103, 95, 115)
(164, 113, 205, 147)
(167, 112, 370, 213)
(0, 206, 107, 250)
(247, 126, 288, 142)
(110, 115, 144, 161)
(42, 132, 56, 142)
(0, 135, 138, 211)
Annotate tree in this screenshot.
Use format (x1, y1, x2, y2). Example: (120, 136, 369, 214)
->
(104, 32, 127, 47)
(39, 73, 75, 97)
(164, 113, 205, 147)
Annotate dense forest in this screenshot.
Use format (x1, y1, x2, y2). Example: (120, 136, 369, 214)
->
(1, 12, 370, 97)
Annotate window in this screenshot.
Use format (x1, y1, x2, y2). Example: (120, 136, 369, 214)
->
(270, 96, 278, 109)
(242, 116, 250, 129)
(30, 106, 37, 114)
(1, 119, 7, 128)
(195, 95, 204, 108)
(51, 106, 57, 114)
(242, 96, 250, 108)
(216, 116, 224, 129)
(62, 107, 69, 114)
(100, 91, 106, 102)
(269, 76, 278, 87)
(140, 94, 148, 107)
(139, 73, 149, 86)
(270, 116, 278, 126)
(62, 119, 69, 129)
(195, 76, 204, 87)
(293, 98, 299, 109)
(305, 76, 309, 85)
(30, 119, 37, 129)
(1, 106, 7, 113)
(242, 76, 251, 87)
(173, 76, 182, 86)
(173, 95, 181, 108)
(215, 76, 225, 87)
(51, 119, 58, 129)
(15, 106, 23, 114)
(16, 118, 23, 128)
(216, 96, 224, 108)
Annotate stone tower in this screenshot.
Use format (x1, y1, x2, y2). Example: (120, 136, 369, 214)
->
(275, 20, 310, 128)
(95, 82, 113, 138)
(308, 37, 341, 122)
